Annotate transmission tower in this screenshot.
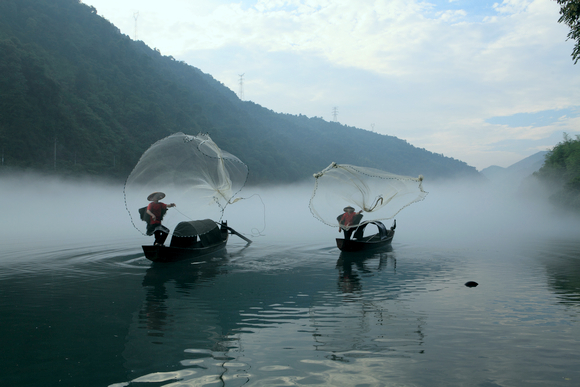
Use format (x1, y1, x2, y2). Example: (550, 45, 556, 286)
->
(133, 12, 139, 40)
(332, 106, 338, 122)
(238, 73, 245, 101)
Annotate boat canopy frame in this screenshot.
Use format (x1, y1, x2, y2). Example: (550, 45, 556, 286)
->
(170, 219, 222, 248)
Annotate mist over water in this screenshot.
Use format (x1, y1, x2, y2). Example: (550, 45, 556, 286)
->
(401, 176, 578, 249)
(1, 173, 135, 247)
(1, 171, 577, 252)
(2, 171, 580, 386)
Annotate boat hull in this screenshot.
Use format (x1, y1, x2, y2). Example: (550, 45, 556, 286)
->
(143, 229, 229, 263)
(336, 230, 394, 252)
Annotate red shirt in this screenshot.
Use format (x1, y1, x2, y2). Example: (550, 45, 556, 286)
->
(147, 202, 167, 225)
(339, 212, 357, 227)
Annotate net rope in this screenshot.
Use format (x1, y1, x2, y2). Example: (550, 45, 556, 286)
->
(124, 133, 248, 237)
(309, 162, 428, 229)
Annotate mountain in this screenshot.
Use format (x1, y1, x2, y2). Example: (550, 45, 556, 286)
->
(0, 0, 480, 183)
(480, 151, 549, 184)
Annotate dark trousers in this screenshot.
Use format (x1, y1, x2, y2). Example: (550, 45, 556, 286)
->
(154, 229, 168, 245)
(343, 228, 355, 240)
(147, 224, 170, 245)
(343, 226, 364, 240)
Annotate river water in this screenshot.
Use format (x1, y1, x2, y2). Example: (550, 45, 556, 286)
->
(1, 175, 580, 386)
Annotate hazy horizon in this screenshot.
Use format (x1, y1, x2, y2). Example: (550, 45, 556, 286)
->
(1, 171, 578, 263)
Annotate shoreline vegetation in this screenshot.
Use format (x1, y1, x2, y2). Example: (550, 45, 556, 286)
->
(534, 133, 580, 211)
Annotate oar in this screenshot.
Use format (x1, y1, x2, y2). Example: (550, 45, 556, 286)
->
(221, 223, 252, 244)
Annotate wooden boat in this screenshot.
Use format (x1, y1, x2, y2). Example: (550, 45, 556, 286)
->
(142, 219, 250, 263)
(336, 220, 396, 253)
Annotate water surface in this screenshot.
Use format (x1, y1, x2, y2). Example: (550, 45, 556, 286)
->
(2, 235, 580, 387)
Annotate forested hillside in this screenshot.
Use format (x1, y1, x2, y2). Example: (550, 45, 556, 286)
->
(0, 0, 480, 183)
(534, 133, 580, 210)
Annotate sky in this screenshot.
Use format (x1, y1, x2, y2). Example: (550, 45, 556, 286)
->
(82, 0, 580, 171)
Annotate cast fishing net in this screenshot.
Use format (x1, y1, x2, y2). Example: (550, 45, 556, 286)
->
(310, 162, 427, 229)
(124, 132, 248, 237)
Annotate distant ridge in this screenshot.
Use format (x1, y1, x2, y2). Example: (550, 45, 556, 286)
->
(480, 151, 549, 183)
(0, 0, 480, 182)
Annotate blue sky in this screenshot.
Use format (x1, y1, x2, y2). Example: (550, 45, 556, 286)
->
(84, 0, 580, 170)
(487, 107, 579, 127)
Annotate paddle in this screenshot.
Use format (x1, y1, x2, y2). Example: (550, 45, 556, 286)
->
(220, 223, 252, 244)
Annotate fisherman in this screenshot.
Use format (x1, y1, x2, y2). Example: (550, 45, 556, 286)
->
(337, 206, 363, 240)
(146, 192, 176, 246)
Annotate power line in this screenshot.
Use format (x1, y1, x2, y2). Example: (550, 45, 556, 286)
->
(238, 73, 245, 101)
(332, 106, 338, 122)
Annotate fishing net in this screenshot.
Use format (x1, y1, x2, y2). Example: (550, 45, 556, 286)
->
(309, 162, 427, 229)
(124, 133, 248, 237)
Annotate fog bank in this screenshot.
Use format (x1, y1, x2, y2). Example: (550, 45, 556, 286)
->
(1, 172, 578, 254)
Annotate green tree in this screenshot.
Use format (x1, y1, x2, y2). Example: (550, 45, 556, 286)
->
(556, 0, 580, 63)
(535, 133, 580, 210)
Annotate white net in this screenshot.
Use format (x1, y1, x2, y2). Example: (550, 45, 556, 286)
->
(124, 133, 248, 236)
(309, 162, 427, 229)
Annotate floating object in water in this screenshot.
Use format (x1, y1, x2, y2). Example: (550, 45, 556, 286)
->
(465, 281, 479, 288)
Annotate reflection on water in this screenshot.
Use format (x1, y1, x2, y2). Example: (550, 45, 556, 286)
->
(117, 243, 441, 386)
(315, 248, 427, 361)
(140, 253, 229, 334)
(538, 239, 580, 312)
(336, 247, 395, 294)
(1, 238, 580, 386)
